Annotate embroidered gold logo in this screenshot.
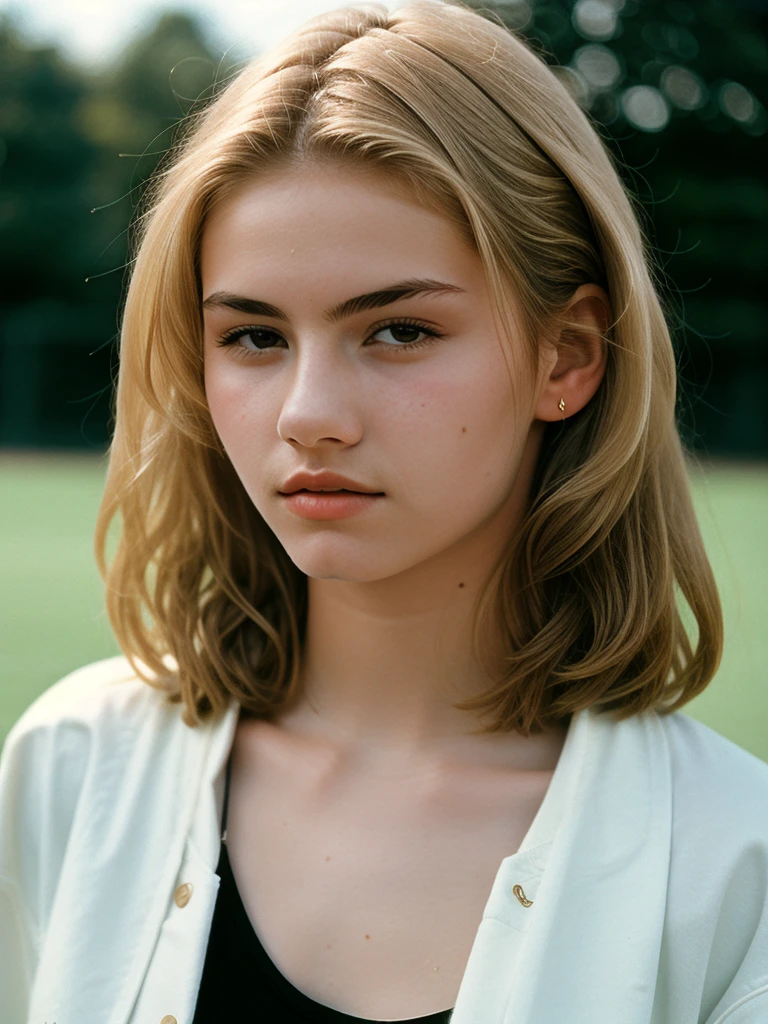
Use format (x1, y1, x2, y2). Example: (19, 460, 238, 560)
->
(512, 884, 533, 907)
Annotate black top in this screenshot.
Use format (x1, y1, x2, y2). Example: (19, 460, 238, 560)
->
(191, 750, 456, 1023)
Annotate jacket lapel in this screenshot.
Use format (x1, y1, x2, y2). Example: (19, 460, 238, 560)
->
(29, 691, 240, 1024)
(127, 698, 241, 1024)
(451, 707, 673, 1024)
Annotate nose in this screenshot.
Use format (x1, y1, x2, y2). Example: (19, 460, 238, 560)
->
(276, 341, 364, 449)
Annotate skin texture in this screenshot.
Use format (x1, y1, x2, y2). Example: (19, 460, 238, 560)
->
(200, 161, 610, 1016)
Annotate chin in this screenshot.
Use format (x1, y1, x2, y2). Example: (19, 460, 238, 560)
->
(279, 539, 416, 584)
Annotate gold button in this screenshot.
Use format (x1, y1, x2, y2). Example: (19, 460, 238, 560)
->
(512, 884, 533, 907)
(160, 1017, 177, 1024)
(174, 882, 193, 908)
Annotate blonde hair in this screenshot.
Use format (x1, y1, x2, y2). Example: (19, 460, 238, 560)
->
(95, 0, 723, 733)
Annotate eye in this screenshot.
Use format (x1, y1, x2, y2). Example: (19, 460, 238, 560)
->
(367, 319, 443, 352)
(213, 318, 444, 358)
(214, 326, 284, 354)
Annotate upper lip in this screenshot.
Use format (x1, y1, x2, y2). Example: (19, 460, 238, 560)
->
(278, 470, 384, 495)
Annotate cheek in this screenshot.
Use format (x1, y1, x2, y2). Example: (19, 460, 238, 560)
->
(204, 359, 274, 464)
(397, 351, 525, 487)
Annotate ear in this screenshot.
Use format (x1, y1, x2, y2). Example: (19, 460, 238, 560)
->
(534, 283, 611, 423)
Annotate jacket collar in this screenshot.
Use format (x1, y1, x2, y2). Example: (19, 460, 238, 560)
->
(188, 697, 241, 868)
(450, 706, 673, 1023)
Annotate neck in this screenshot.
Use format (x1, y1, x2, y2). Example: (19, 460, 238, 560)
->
(275, 523, 562, 774)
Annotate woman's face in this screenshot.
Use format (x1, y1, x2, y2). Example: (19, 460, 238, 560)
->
(201, 161, 552, 584)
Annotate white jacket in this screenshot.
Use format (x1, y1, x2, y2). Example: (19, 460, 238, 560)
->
(1, 655, 767, 1024)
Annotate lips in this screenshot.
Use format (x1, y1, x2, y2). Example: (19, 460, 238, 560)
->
(280, 488, 383, 520)
(279, 470, 383, 495)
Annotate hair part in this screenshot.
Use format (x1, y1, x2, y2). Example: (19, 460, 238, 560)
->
(95, 0, 723, 734)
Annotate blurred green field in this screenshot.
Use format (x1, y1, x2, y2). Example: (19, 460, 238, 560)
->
(1, 453, 766, 761)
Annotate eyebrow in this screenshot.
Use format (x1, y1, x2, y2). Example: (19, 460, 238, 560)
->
(201, 278, 466, 323)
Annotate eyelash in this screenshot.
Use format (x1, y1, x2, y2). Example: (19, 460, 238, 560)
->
(214, 318, 444, 358)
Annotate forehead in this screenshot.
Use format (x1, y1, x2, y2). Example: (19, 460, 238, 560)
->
(200, 162, 485, 292)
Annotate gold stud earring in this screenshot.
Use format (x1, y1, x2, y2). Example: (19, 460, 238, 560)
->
(558, 397, 566, 420)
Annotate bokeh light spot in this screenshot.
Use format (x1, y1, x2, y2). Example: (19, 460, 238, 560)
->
(572, 0, 621, 42)
(573, 43, 623, 90)
(660, 65, 707, 111)
(621, 85, 670, 132)
(719, 82, 757, 124)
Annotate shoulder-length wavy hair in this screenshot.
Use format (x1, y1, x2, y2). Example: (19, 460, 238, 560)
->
(95, 0, 723, 733)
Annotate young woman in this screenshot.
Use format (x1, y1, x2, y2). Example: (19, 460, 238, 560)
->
(2, 1, 767, 1022)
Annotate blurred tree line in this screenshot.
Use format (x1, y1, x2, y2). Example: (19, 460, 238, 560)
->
(0, 0, 766, 455)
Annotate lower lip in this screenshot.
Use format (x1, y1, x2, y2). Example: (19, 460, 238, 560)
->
(279, 491, 384, 520)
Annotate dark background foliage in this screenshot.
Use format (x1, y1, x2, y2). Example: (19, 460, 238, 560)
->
(0, 0, 765, 455)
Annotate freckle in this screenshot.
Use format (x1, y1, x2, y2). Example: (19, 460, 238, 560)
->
(326, 855, 331, 861)
(458, 582, 465, 588)
(365, 934, 371, 940)
(461, 426, 467, 432)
